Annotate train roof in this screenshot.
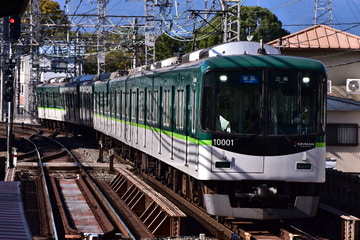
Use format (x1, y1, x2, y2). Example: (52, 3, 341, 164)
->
(36, 82, 64, 92)
(202, 54, 327, 72)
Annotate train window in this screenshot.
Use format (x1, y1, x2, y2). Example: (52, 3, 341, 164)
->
(201, 70, 263, 134)
(201, 69, 324, 136)
(131, 90, 137, 122)
(56, 93, 61, 108)
(163, 89, 170, 127)
(105, 91, 109, 116)
(139, 90, 144, 122)
(94, 93, 98, 114)
(52, 92, 55, 108)
(116, 91, 121, 119)
(268, 71, 320, 135)
(109, 91, 114, 118)
(122, 92, 126, 119)
(147, 90, 152, 123)
(192, 89, 196, 133)
(153, 90, 159, 124)
(176, 89, 184, 129)
(101, 92, 105, 115)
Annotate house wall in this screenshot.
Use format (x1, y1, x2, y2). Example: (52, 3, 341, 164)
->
(326, 110, 360, 172)
(281, 49, 360, 86)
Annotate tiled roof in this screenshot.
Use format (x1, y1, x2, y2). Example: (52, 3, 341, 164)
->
(267, 24, 360, 49)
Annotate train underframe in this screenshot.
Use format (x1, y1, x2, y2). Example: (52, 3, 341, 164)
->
(94, 131, 320, 220)
(40, 120, 320, 220)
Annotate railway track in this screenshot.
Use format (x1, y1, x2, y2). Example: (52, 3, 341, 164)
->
(5, 125, 358, 240)
(17, 133, 134, 240)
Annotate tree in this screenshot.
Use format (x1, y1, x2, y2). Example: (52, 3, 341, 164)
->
(23, 0, 69, 37)
(240, 6, 289, 43)
(154, 6, 289, 59)
(193, 6, 289, 48)
(155, 33, 187, 61)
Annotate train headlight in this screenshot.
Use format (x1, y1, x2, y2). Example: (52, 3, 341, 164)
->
(302, 77, 310, 84)
(219, 75, 228, 82)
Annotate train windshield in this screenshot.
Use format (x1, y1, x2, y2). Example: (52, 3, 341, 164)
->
(201, 69, 325, 135)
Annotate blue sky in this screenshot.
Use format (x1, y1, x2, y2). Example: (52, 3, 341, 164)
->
(55, 0, 360, 36)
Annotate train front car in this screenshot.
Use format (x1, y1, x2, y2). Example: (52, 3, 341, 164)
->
(198, 42, 327, 219)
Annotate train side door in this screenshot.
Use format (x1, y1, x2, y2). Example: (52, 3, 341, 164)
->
(131, 88, 138, 145)
(185, 85, 191, 166)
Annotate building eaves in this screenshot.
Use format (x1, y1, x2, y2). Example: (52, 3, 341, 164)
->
(328, 95, 360, 111)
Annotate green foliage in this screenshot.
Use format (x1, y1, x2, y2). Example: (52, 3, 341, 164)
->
(155, 6, 289, 60)
(155, 34, 187, 61)
(194, 6, 289, 47)
(239, 6, 289, 42)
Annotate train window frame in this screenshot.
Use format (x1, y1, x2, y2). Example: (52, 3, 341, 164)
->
(176, 89, 184, 130)
(139, 90, 145, 123)
(192, 88, 196, 133)
(116, 91, 121, 119)
(147, 90, 152, 124)
(163, 89, 170, 127)
(95, 92, 99, 114)
(105, 90, 110, 117)
(121, 91, 126, 119)
(110, 90, 115, 118)
(126, 91, 130, 121)
(153, 90, 159, 125)
(131, 89, 137, 122)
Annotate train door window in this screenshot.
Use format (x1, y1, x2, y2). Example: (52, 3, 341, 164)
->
(109, 91, 113, 118)
(131, 89, 137, 122)
(45, 93, 49, 107)
(176, 89, 184, 129)
(61, 93, 64, 109)
(139, 90, 144, 123)
(94, 93, 98, 114)
(65, 93, 68, 109)
(192, 89, 196, 133)
(99, 92, 103, 115)
(153, 90, 159, 124)
(105, 91, 110, 117)
(125, 92, 131, 121)
(56, 93, 60, 108)
(112, 91, 116, 118)
(117, 91, 121, 119)
(147, 90, 152, 124)
(51, 92, 55, 108)
(163, 89, 170, 127)
(122, 91, 126, 119)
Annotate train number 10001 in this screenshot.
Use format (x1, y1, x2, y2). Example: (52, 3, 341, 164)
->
(213, 139, 234, 146)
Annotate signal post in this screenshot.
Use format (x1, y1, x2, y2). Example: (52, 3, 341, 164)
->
(3, 15, 21, 169)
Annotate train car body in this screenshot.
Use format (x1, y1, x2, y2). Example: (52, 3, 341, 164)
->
(39, 42, 327, 220)
(79, 80, 94, 127)
(37, 83, 66, 121)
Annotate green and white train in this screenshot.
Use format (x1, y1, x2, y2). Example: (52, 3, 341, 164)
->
(37, 41, 327, 220)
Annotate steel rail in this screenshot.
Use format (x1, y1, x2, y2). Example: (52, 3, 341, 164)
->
(46, 135, 137, 240)
(28, 134, 59, 240)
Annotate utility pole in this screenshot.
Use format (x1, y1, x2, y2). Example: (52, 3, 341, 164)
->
(28, 0, 41, 122)
(313, 0, 333, 26)
(221, 0, 241, 43)
(97, 0, 106, 74)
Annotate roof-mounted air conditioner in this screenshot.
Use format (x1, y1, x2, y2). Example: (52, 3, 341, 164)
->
(346, 79, 360, 94)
